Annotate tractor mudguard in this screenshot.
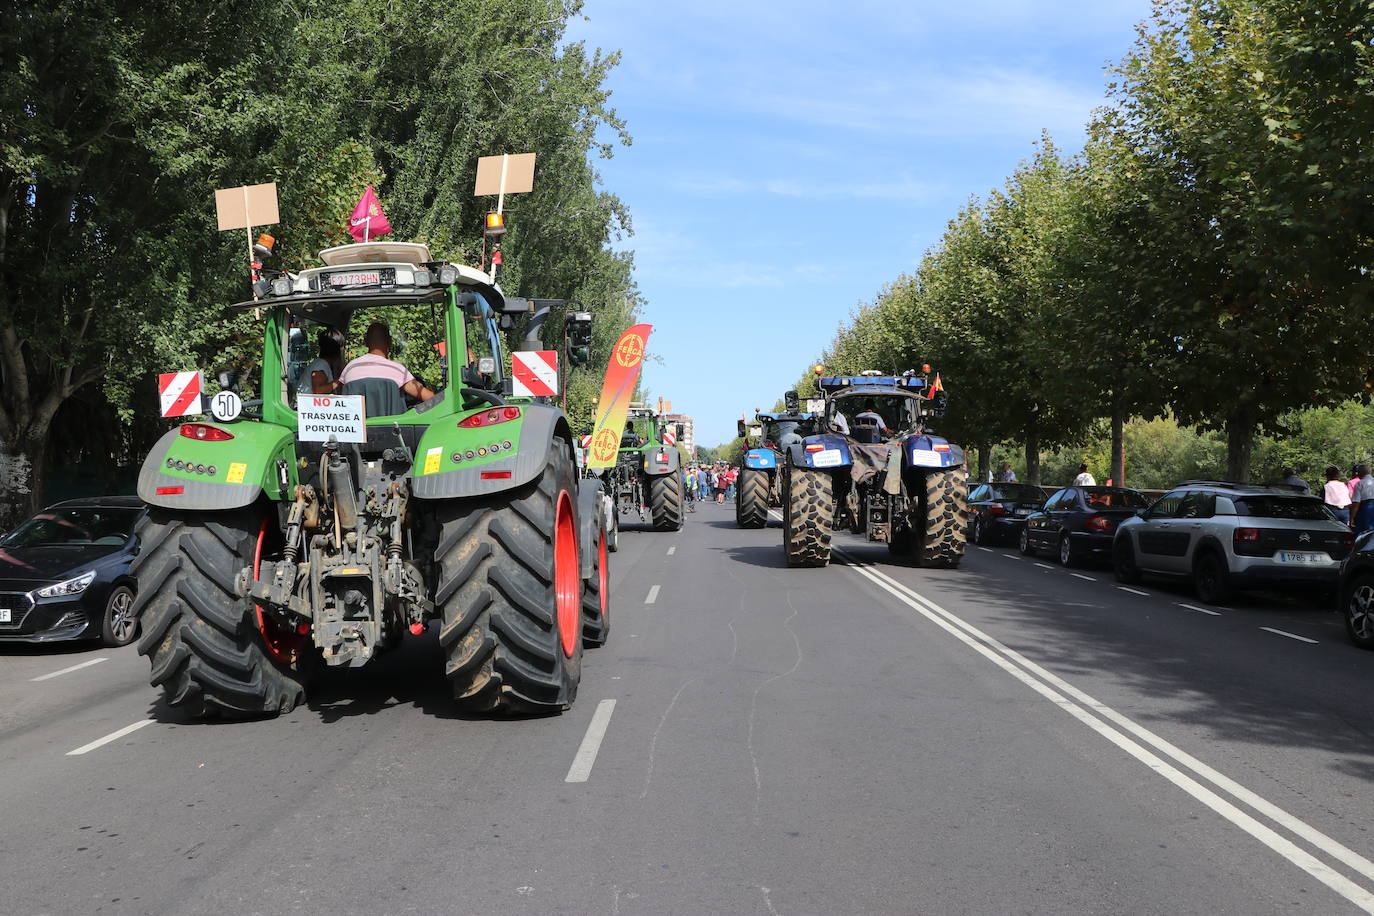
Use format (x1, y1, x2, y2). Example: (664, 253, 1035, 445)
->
(743, 447, 779, 470)
(904, 434, 966, 470)
(137, 422, 297, 511)
(576, 478, 602, 580)
(409, 402, 573, 500)
(790, 434, 852, 470)
(639, 443, 680, 477)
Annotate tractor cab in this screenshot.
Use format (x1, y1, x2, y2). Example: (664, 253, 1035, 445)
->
(817, 373, 933, 444)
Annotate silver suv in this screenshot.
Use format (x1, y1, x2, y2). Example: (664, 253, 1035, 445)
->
(1112, 481, 1354, 604)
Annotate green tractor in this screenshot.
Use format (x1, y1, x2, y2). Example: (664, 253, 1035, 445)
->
(589, 404, 685, 532)
(132, 240, 610, 718)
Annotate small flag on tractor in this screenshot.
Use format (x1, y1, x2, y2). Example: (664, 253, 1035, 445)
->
(586, 324, 653, 469)
(158, 371, 203, 418)
(928, 373, 944, 399)
(348, 185, 392, 243)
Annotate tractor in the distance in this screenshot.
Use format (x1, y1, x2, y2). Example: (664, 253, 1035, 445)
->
(590, 404, 685, 532)
(781, 369, 967, 568)
(735, 391, 813, 528)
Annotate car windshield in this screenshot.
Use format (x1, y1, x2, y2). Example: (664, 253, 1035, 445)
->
(1, 507, 141, 548)
(1084, 489, 1149, 509)
(1232, 495, 1332, 520)
(990, 484, 1044, 502)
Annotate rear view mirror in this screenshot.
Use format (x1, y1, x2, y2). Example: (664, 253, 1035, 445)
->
(737, 419, 747, 438)
(217, 369, 241, 391)
(784, 390, 800, 411)
(676, 423, 685, 438)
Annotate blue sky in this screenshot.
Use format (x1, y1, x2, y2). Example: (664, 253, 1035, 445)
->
(564, 0, 1151, 449)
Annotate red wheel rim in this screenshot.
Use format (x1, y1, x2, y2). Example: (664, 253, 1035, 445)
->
(554, 491, 580, 658)
(254, 515, 305, 664)
(597, 528, 609, 621)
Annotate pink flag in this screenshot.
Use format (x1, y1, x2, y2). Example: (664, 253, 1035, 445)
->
(347, 185, 392, 243)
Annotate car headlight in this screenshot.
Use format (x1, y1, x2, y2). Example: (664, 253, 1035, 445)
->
(35, 570, 96, 599)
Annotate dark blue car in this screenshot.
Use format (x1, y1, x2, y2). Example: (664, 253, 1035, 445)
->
(0, 496, 147, 646)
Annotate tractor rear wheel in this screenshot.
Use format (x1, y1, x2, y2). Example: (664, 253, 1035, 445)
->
(915, 468, 967, 569)
(436, 438, 583, 714)
(735, 467, 770, 528)
(582, 517, 611, 648)
(647, 471, 684, 531)
(135, 507, 308, 718)
(784, 466, 834, 567)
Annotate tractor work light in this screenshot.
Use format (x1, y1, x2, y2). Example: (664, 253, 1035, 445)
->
(412, 269, 432, 287)
(484, 212, 507, 237)
(270, 277, 293, 296)
(438, 266, 458, 286)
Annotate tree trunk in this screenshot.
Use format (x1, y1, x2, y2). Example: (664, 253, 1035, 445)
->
(976, 443, 991, 482)
(1110, 410, 1125, 487)
(1024, 427, 1041, 486)
(1225, 406, 1256, 483)
(0, 432, 48, 530)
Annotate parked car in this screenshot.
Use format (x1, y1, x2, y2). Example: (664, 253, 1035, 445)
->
(1021, 486, 1151, 567)
(1114, 481, 1352, 605)
(1336, 532, 1374, 648)
(0, 496, 147, 645)
(968, 482, 1048, 545)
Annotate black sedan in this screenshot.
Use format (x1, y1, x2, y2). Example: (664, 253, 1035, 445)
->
(0, 496, 147, 646)
(1020, 486, 1151, 567)
(968, 482, 1048, 545)
(1338, 531, 1374, 649)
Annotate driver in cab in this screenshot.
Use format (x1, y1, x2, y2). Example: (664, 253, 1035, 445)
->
(855, 401, 894, 437)
(338, 321, 435, 401)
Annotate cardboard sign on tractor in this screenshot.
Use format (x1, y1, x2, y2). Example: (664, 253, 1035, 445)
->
(297, 394, 367, 443)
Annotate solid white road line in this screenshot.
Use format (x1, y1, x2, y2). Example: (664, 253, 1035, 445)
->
(31, 657, 108, 682)
(667, 545, 677, 556)
(565, 699, 617, 783)
(1178, 603, 1222, 616)
(836, 551, 1374, 910)
(1261, 627, 1318, 644)
(67, 719, 155, 757)
(1071, 573, 1097, 582)
(1116, 586, 1150, 596)
(645, 585, 660, 605)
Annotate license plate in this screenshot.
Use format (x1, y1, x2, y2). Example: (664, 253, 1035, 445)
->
(329, 271, 381, 287)
(0, 608, 10, 623)
(1276, 551, 1326, 565)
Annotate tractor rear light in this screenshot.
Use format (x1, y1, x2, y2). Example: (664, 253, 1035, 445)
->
(180, 423, 234, 441)
(933, 443, 950, 452)
(1086, 515, 1113, 531)
(481, 471, 512, 480)
(458, 406, 522, 429)
(156, 486, 184, 495)
(988, 502, 1007, 515)
(805, 444, 824, 452)
(1235, 527, 1260, 543)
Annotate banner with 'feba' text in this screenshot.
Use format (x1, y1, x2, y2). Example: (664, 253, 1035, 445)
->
(586, 323, 653, 469)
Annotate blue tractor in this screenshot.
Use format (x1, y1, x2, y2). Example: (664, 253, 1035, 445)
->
(781, 369, 967, 568)
(734, 391, 814, 528)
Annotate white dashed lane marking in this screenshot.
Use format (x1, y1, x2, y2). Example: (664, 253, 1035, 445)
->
(645, 585, 660, 605)
(976, 546, 994, 553)
(1071, 573, 1097, 582)
(1034, 563, 1055, 570)
(565, 699, 617, 783)
(1261, 627, 1317, 644)
(31, 657, 108, 682)
(1116, 586, 1150, 597)
(67, 719, 155, 757)
(1178, 603, 1222, 616)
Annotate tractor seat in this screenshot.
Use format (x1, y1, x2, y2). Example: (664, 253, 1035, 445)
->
(851, 417, 881, 444)
(340, 377, 406, 419)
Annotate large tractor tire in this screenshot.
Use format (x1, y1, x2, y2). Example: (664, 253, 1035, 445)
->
(582, 517, 611, 648)
(647, 471, 684, 531)
(914, 467, 968, 569)
(436, 438, 583, 714)
(735, 467, 770, 529)
(135, 507, 309, 719)
(783, 466, 834, 567)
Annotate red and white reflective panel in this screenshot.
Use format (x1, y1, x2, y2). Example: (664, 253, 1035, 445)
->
(662, 430, 676, 446)
(580, 435, 592, 449)
(511, 350, 559, 397)
(158, 371, 203, 418)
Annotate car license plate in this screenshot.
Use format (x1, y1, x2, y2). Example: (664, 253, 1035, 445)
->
(329, 271, 381, 287)
(0, 607, 10, 623)
(1277, 551, 1326, 565)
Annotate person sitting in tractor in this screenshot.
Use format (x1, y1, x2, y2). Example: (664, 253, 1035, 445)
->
(297, 327, 345, 394)
(854, 401, 894, 437)
(338, 321, 435, 402)
(621, 422, 643, 448)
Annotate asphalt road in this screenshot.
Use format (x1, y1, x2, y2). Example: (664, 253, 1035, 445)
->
(5, 499, 1374, 915)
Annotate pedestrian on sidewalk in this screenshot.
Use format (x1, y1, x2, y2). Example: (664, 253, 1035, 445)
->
(996, 462, 1017, 483)
(1351, 465, 1374, 534)
(1323, 465, 1351, 524)
(1072, 464, 1096, 486)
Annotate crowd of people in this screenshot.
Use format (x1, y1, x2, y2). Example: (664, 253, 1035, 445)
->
(684, 463, 737, 510)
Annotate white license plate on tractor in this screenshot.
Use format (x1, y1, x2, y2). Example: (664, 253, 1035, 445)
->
(329, 271, 381, 287)
(0, 607, 10, 623)
(1276, 551, 1326, 565)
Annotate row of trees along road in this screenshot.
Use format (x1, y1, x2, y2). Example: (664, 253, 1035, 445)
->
(0, 0, 641, 528)
(793, 0, 1374, 486)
